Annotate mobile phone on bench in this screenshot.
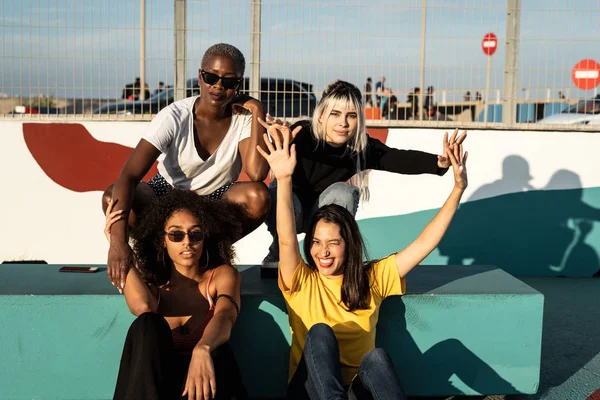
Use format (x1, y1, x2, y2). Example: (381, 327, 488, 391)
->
(59, 266, 99, 273)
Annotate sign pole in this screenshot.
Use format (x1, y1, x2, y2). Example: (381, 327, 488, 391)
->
(481, 32, 498, 123)
(484, 54, 492, 123)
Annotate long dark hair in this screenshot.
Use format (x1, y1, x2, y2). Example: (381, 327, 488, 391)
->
(303, 204, 372, 311)
(131, 189, 243, 285)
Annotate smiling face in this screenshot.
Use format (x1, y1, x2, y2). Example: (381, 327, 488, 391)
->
(321, 100, 359, 147)
(198, 54, 242, 107)
(163, 209, 205, 271)
(309, 220, 347, 278)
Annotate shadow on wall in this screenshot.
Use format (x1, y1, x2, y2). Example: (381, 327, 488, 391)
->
(377, 299, 517, 397)
(438, 156, 600, 276)
(359, 156, 600, 277)
(229, 268, 291, 398)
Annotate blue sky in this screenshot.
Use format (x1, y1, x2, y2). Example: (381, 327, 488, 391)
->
(1, 0, 599, 101)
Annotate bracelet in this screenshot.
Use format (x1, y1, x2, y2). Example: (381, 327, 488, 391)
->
(215, 294, 240, 315)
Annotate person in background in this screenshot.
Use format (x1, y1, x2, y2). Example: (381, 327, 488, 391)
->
(154, 81, 165, 96)
(374, 76, 385, 107)
(407, 87, 420, 119)
(363, 77, 373, 107)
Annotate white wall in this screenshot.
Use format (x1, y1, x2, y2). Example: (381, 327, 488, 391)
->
(1, 121, 598, 265)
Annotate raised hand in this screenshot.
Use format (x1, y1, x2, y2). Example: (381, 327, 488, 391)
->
(256, 117, 302, 180)
(438, 128, 467, 169)
(446, 141, 468, 190)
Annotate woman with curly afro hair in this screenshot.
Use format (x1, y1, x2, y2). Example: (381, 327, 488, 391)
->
(105, 189, 248, 400)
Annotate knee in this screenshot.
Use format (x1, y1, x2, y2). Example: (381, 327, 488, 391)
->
(241, 182, 271, 219)
(128, 312, 170, 341)
(102, 184, 115, 212)
(306, 323, 336, 345)
(322, 182, 359, 212)
(360, 348, 391, 370)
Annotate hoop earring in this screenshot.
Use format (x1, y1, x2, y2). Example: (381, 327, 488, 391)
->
(162, 251, 170, 268)
(203, 250, 210, 269)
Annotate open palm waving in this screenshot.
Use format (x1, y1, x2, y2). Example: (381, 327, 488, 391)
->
(446, 140, 468, 190)
(256, 117, 302, 180)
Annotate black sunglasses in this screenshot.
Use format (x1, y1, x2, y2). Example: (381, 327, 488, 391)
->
(200, 70, 242, 90)
(164, 230, 205, 243)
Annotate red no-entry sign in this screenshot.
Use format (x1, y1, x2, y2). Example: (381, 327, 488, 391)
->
(482, 33, 498, 56)
(572, 59, 600, 90)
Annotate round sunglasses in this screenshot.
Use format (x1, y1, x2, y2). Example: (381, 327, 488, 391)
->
(200, 70, 242, 90)
(164, 230, 205, 243)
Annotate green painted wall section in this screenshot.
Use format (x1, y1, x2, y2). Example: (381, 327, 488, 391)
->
(352, 187, 600, 277)
(0, 264, 543, 399)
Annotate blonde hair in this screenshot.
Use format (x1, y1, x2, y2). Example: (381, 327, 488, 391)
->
(311, 80, 370, 201)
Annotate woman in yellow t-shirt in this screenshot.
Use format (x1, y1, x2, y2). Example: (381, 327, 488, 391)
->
(257, 118, 468, 399)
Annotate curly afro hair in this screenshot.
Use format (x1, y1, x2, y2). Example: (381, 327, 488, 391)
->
(131, 189, 244, 285)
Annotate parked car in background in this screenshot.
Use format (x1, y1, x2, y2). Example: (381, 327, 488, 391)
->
(10, 105, 62, 115)
(93, 79, 199, 115)
(537, 95, 600, 125)
(93, 77, 316, 118)
(240, 77, 317, 118)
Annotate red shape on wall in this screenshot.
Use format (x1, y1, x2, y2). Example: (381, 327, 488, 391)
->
(366, 127, 389, 145)
(587, 389, 600, 400)
(23, 123, 158, 193)
(23, 123, 388, 191)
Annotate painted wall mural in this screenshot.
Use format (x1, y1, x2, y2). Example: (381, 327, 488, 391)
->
(2, 121, 599, 276)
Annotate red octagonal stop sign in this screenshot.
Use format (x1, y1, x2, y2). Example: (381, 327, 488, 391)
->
(482, 33, 498, 56)
(572, 59, 600, 90)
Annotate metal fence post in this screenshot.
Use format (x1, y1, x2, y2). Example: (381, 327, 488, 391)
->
(140, 0, 146, 101)
(250, 0, 261, 100)
(502, 0, 521, 126)
(174, 0, 187, 101)
(418, 0, 427, 121)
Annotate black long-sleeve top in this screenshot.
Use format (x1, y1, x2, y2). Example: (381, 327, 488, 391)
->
(289, 120, 448, 208)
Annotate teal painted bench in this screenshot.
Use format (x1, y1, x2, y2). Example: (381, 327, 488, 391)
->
(0, 264, 543, 399)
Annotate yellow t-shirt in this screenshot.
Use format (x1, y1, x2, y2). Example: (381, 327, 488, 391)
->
(278, 254, 405, 385)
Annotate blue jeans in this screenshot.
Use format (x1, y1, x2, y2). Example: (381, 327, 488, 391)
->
(287, 324, 406, 400)
(266, 181, 360, 260)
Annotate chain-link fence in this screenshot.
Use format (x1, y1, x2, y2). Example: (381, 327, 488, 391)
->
(1, 0, 599, 130)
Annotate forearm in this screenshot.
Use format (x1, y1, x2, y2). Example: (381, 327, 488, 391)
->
(196, 313, 235, 352)
(276, 177, 298, 248)
(123, 268, 158, 316)
(244, 107, 269, 181)
(416, 187, 464, 250)
(381, 149, 446, 175)
(110, 175, 138, 241)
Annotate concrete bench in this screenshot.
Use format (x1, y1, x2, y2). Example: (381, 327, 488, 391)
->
(0, 264, 543, 399)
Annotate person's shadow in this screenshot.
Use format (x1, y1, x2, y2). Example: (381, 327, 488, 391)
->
(467, 155, 534, 202)
(438, 157, 600, 276)
(377, 298, 517, 398)
(229, 266, 291, 399)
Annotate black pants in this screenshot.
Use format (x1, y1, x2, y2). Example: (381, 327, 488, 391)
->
(114, 312, 248, 400)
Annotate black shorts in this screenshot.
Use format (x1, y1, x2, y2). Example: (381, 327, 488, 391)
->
(147, 173, 235, 201)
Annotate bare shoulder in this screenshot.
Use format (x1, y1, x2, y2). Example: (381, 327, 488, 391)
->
(211, 264, 241, 285)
